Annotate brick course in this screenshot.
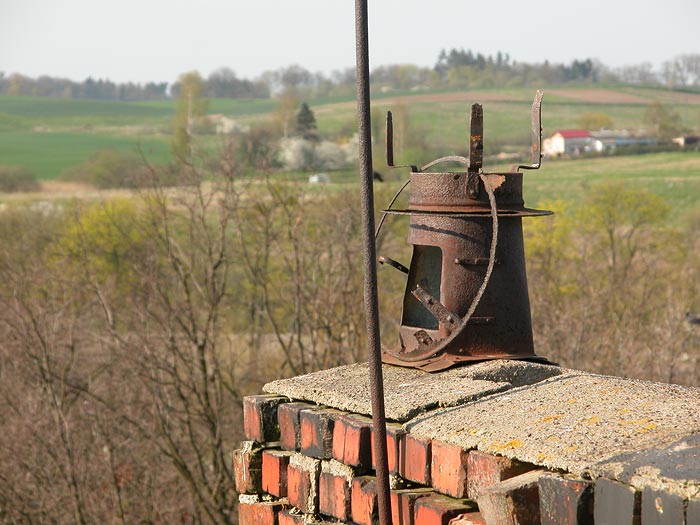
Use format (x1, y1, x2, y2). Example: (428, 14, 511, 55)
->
(351, 476, 379, 525)
(278, 402, 310, 451)
(641, 487, 685, 525)
(233, 441, 263, 494)
(332, 413, 373, 471)
(593, 478, 641, 525)
(318, 460, 354, 521)
(414, 494, 475, 525)
(390, 487, 434, 525)
(238, 499, 288, 525)
(466, 449, 536, 499)
(287, 454, 321, 514)
(299, 408, 337, 459)
(448, 512, 487, 524)
(372, 422, 405, 474)
(401, 433, 432, 485)
(243, 394, 286, 442)
(477, 469, 544, 525)
(539, 473, 594, 525)
(431, 440, 469, 498)
(262, 449, 293, 497)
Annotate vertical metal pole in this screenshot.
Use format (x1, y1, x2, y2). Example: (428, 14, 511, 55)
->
(354, 2, 392, 525)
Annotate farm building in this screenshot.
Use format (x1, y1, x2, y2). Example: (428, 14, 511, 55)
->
(591, 129, 658, 152)
(542, 129, 603, 157)
(673, 135, 700, 149)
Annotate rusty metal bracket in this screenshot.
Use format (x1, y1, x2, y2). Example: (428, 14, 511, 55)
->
(517, 90, 544, 172)
(378, 255, 409, 274)
(469, 103, 484, 172)
(455, 257, 502, 266)
(412, 285, 461, 334)
(386, 111, 419, 172)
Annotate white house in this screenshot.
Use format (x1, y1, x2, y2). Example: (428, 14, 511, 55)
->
(543, 129, 603, 157)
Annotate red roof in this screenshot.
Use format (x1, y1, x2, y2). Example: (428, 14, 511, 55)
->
(556, 129, 592, 139)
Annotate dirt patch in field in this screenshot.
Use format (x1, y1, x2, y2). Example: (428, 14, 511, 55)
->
(629, 90, 700, 105)
(315, 91, 521, 114)
(549, 89, 652, 104)
(375, 91, 520, 105)
(40, 181, 96, 194)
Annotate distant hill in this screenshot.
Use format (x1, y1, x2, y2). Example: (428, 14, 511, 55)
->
(1, 84, 699, 180)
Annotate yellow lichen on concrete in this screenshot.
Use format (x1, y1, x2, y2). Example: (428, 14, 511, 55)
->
(541, 415, 563, 422)
(617, 418, 659, 433)
(487, 439, 523, 453)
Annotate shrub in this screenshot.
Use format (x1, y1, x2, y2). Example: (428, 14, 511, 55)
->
(60, 149, 153, 189)
(0, 165, 40, 192)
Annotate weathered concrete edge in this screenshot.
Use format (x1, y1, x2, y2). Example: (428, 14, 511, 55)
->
(589, 433, 700, 500)
(402, 372, 700, 498)
(263, 360, 564, 422)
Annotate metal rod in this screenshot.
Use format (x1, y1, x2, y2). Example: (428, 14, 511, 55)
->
(354, 2, 392, 525)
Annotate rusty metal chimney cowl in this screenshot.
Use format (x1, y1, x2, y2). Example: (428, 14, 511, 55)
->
(379, 93, 553, 372)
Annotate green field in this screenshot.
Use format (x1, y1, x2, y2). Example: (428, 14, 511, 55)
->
(1, 85, 699, 186)
(0, 131, 171, 179)
(523, 152, 700, 220)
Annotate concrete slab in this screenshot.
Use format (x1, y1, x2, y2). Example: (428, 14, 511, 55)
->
(590, 434, 700, 499)
(263, 360, 562, 422)
(405, 374, 700, 478)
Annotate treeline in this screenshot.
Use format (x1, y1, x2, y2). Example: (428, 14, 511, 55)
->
(0, 66, 268, 101)
(2, 51, 699, 101)
(0, 73, 170, 101)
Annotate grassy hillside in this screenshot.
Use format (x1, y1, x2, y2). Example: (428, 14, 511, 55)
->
(1, 84, 699, 180)
(0, 131, 171, 180)
(524, 151, 700, 219)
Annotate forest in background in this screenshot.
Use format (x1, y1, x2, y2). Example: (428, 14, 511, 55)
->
(2, 49, 700, 101)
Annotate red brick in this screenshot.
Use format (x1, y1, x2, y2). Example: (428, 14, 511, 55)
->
(332, 413, 373, 471)
(593, 478, 640, 525)
(238, 499, 288, 525)
(641, 487, 685, 525)
(300, 408, 336, 459)
(278, 510, 336, 525)
(278, 402, 310, 451)
(477, 469, 544, 525)
(351, 476, 379, 525)
(539, 473, 593, 525)
(372, 422, 405, 474)
(466, 450, 536, 499)
(287, 455, 321, 514)
(262, 449, 293, 497)
(448, 512, 486, 524)
(318, 470, 352, 520)
(431, 440, 469, 498)
(278, 510, 307, 525)
(233, 442, 263, 494)
(390, 488, 434, 525)
(687, 498, 700, 525)
(414, 494, 475, 525)
(244, 395, 286, 442)
(401, 433, 431, 485)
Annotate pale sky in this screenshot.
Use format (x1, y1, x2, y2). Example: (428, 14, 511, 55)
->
(1, 0, 699, 85)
